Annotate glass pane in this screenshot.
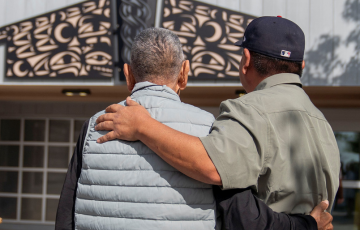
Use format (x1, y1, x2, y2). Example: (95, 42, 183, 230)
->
(333, 188, 360, 229)
(0, 171, 18, 193)
(24, 120, 45, 141)
(49, 120, 70, 142)
(0, 145, 19, 167)
(46, 199, 59, 221)
(333, 132, 360, 230)
(335, 132, 360, 181)
(0, 197, 17, 219)
(47, 173, 66, 195)
(23, 146, 44, 168)
(48, 146, 69, 168)
(21, 198, 42, 220)
(0, 119, 20, 141)
(74, 120, 86, 142)
(22, 172, 43, 194)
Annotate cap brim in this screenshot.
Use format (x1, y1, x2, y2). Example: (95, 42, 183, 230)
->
(234, 40, 243, 47)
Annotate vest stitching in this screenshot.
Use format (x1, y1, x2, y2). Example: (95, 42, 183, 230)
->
(75, 213, 215, 221)
(78, 182, 211, 189)
(76, 86, 216, 228)
(76, 197, 214, 205)
(82, 153, 160, 155)
(80, 168, 200, 172)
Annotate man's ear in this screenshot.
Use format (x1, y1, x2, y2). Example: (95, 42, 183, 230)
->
(242, 48, 251, 75)
(302, 60, 305, 69)
(178, 60, 189, 90)
(124, 63, 136, 92)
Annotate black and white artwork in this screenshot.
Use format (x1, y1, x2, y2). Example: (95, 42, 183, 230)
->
(0, 0, 115, 80)
(162, 0, 256, 81)
(117, 0, 157, 80)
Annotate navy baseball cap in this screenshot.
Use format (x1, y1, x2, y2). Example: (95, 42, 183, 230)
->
(235, 16, 305, 62)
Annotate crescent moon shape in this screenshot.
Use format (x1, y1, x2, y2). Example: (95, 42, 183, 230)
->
(204, 22, 222, 43)
(54, 23, 71, 43)
(10, 25, 19, 35)
(59, 11, 66, 21)
(13, 61, 29, 77)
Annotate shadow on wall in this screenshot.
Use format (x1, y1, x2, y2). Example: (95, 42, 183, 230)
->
(302, 0, 360, 86)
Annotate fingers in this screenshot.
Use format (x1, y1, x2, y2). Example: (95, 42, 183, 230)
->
(97, 131, 117, 143)
(310, 200, 333, 230)
(105, 104, 123, 113)
(321, 212, 333, 223)
(326, 223, 333, 230)
(96, 113, 115, 124)
(126, 97, 139, 106)
(95, 121, 115, 131)
(319, 211, 333, 230)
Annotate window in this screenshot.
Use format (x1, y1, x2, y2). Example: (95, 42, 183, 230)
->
(333, 132, 360, 230)
(0, 118, 85, 224)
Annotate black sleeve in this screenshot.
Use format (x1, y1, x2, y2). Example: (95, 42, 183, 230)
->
(55, 120, 89, 230)
(213, 186, 317, 230)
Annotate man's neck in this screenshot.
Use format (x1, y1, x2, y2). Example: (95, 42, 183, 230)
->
(135, 80, 179, 94)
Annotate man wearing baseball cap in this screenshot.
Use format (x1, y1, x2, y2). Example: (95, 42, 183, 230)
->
(95, 16, 339, 229)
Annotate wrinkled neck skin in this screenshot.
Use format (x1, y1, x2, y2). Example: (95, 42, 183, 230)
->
(124, 61, 189, 96)
(163, 80, 181, 95)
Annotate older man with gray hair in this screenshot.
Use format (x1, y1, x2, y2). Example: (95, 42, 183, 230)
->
(56, 28, 328, 230)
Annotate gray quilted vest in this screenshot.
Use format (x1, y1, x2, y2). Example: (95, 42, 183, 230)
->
(75, 82, 216, 230)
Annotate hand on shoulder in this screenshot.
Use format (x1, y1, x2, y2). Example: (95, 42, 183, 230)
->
(95, 97, 151, 143)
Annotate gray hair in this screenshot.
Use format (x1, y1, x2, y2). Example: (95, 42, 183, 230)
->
(130, 28, 184, 83)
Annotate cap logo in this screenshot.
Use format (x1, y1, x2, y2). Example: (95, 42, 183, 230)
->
(243, 36, 246, 42)
(281, 50, 291, 58)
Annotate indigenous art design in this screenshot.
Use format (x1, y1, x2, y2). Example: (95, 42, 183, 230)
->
(162, 0, 256, 81)
(117, 0, 157, 80)
(0, 0, 114, 80)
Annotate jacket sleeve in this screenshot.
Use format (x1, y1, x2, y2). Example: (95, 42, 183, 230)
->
(55, 120, 89, 230)
(213, 186, 317, 230)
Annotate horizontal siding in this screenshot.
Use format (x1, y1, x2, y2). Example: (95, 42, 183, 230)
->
(216, 0, 240, 12)
(0, 0, 84, 27)
(262, 0, 286, 18)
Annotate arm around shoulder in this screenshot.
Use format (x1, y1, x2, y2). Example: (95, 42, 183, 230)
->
(96, 99, 222, 185)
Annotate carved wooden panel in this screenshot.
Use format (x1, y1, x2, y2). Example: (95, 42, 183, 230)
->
(162, 0, 256, 81)
(116, 0, 157, 81)
(0, 0, 115, 80)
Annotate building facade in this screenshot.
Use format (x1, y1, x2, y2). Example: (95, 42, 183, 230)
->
(0, 0, 359, 229)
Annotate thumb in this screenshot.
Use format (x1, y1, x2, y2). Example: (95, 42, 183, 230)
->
(126, 97, 139, 106)
(319, 200, 329, 211)
(311, 200, 329, 217)
(313, 200, 329, 213)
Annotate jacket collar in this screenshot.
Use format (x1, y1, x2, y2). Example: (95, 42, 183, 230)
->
(131, 81, 180, 101)
(254, 73, 302, 92)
